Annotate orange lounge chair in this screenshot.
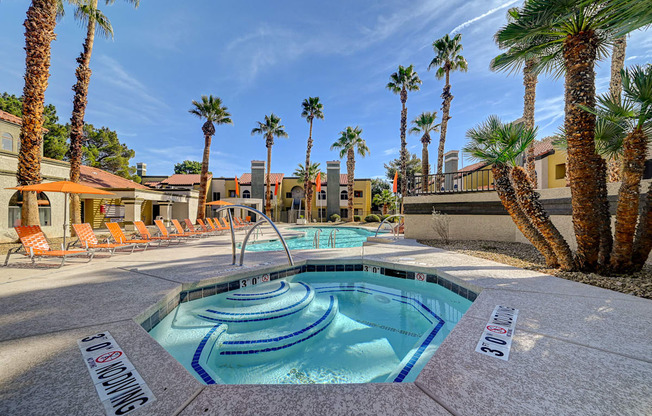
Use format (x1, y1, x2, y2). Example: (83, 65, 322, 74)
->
(171, 219, 203, 238)
(197, 219, 220, 235)
(234, 217, 249, 228)
(184, 219, 211, 236)
(5, 225, 93, 267)
(154, 220, 189, 240)
(105, 223, 150, 250)
(71, 223, 137, 255)
(134, 221, 179, 245)
(207, 217, 229, 232)
(221, 217, 245, 230)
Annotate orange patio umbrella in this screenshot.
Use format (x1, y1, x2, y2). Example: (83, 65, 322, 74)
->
(7, 180, 115, 247)
(205, 200, 233, 206)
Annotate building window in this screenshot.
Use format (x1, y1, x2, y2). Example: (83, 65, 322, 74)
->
(229, 190, 236, 197)
(555, 163, 566, 180)
(2, 132, 13, 152)
(318, 190, 326, 200)
(242, 190, 251, 198)
(286, 192, 292, 198)
(354, 209, 362, 216)
(8, 191, 51, 227)
(354, 190, 363, 198)
(318, 208, 326, 218)
(212, 192, 221, 201)
(340, 208, 348, 218)
(340, 190, 348, 200)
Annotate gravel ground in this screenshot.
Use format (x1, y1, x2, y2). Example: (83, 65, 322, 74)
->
(419, 239, 652, 300)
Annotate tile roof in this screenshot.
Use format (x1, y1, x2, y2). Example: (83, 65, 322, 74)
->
(80, 165, 148, 190)
(238, 173, 284, 185)
(161, 174, 210, 186)
(0, 109, 49, 132)
(533, 137, 555, 158)
(458, 161, 488, 173)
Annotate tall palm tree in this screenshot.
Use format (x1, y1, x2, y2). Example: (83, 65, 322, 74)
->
(331, 126, 369, 222)
(606, 35, 627, 182)
(16, 0, 59, 225)
(463, 116, 562, 268)
(300, 97, 324, 222)
(252, 114, 288, 216)
(373, 189, 395, 215)
(387, 64, 421, 199)
(69, 1, 137, 226)
(189, 95, 232, 220)
(493, 0, 652, 271)
(294, 162, 322, 218)
(409, 111, 439, 192)
(429, 33, 468, 190)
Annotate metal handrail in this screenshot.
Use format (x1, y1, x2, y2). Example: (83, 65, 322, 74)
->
(313, 229, 322, 248)
(328, 228, 339, 248)
(374, 214, 405, 237)
(211, 205, 293, 267)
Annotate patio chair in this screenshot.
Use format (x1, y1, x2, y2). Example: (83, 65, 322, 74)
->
(207, 217, 229, 232)
(197, 219, 221, 235)
(134, 221, 179, 245)
(154, 220, 190, 240)
(184, 218, 211, 236)
(171, 219, 203, 238)
(221, 217, 245, 231)
(4, 225, 93, 267)
(70, 223, 137, 255)
(105, 223, 150, 250)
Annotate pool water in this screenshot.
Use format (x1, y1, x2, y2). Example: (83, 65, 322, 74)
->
(150, 271, 472, 384)
(243, 227, 380, 251)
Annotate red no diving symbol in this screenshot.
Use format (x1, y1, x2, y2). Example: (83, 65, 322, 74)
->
(261, 274, 270, 282)
(95, 350, 122, 363)
(486, 325, 507, 335)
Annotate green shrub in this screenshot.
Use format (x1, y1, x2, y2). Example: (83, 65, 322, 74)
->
(330, 214, 341, 222)
(353, 215, 361, 222)
(380, 214, 398, 223)
(364, 214, 380, 222)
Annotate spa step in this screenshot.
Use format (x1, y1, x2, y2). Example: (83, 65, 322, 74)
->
(223, 280, 291, 304)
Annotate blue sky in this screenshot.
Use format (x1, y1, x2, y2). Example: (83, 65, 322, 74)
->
(1, 0, 650, 178)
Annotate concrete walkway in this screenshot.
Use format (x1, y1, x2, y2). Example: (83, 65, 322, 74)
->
(0, 227, 650, 416)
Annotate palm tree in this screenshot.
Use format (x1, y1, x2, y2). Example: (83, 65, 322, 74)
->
(252, 114, 288, 216)
(409, 111, 439, 192)
(606, 35, 627, 183)
(387, 64, 421, 199)
(331, 126, 369, 222)
(300, 97, 324, 223)
(16, 0, 59, 226)
(294, 162, 322, 219)
(189, 95, 232, 220)
(463, 116, 563, 269)
(429, 33, 468, 190)
(70, 0, 138, 227)
(493, 0, 652, 271)
(373, 189, 395, 215)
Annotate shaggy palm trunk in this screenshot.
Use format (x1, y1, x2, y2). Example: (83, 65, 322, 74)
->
(610, 128, 647, 271)
(609, 36, 627, 100)
(607, 159, 621, 183)
(69, 0, 98, 228)
(437, 69, 452, 191)
(511, 166, 574, 270)
(304, 118, 314, 221)
(17, 0, 58, 226)
(400, 88, 408, 201)
(563, 31, 602, 271)
(265, 139, 273, 217)
(492, 165, 558, 267)
(421, 133, 430, 193)
(632, 182, 652, 271)
(523, 59, 538, 187)
(596, 157, 613, 269)
(382, 204, 388, 215)
(347, 148, 355, 222)
(196, 122, 215, 220)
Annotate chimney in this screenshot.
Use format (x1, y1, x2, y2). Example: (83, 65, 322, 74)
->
(326, 160, 340, 219)
(136, 162, 146, 177)
(444, 151, 458, 191)
(251, 160, 265, 201)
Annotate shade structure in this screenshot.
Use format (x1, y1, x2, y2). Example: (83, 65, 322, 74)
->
(7, 181, 116, 247)
(206, 200, 233, 206)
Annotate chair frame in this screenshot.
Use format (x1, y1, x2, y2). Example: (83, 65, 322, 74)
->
(4, 226, 94, 268)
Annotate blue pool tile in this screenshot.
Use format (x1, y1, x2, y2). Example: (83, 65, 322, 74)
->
(345, 264, 354, 272)
(141, 316, 153, 332)
(270, 272, 279, 280)
(301, 265, 307, 273)
(307, 265, 316, 272)
(450, 282, 460, 295)
(335, 264, 344, 272)
(468, 291, 477, 301)
(407, 271, 415, 280)
(458, 286, 468, 299)
(203, 285, 217, 298)
(426, 274, 437, 284)
(228, 280, 240, 291)
(215, 283, 229, 294)
(354, 264, 363, 271)
(189, 289, 203, 301)
(179, 291, 189, 303)
(316, 265, 325, 272)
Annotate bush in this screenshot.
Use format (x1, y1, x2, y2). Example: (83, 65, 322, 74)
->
(431, 209, 451, 243)
(353, 215, 361, 222)
(381, 214, 397, 223)
(364, 214, 381, 222)
(330, 214, 341, 222)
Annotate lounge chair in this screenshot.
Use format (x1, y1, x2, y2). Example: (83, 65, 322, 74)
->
(184, 219, 211, 236)
(154, 220, 189, 240)
(171, 219, 203, 238)
(207, 218, 229, 232)
(134, 221, 179, 245)
(221, 217, 245, 230)
(4, 225, 93, 267)
(105, 223, 150, 250)
(197, 219, 220, 235)
(70, 223, 137, 255)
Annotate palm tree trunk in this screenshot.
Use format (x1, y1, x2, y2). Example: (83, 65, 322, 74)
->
(265, 141, 272, 217)
(562, 31, 601, 271)
(70, 0, 98, 228)
(610, 128, 647, 271)
(17, 0, 58, 226)
(597, 157, 613, 269)
(523, 59, 538, 187)
(609, 36, 627, 100)
(347, 148, 355, 222)
(607, 158, 621, 183)
(421, 137, 429, 193)
(492, 165, 558, 268)
(632, 182, 652, 271)
(511, 166, 574, 270)
(437, 69, 452, 191)
(196, 134, 212, 220)
(304, 119, 313, 221)
(400, 88, 408, 200)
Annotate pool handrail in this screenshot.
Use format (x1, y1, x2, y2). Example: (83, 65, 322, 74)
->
(328, 228, 339, 248)
(211, 205, 294, 267)
(374, 214, 405, 238)
(313, 229, 321, 249)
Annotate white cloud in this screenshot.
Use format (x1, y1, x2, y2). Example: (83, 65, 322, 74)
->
(383, 147, 398, 156)
(451, 0, 520, 35)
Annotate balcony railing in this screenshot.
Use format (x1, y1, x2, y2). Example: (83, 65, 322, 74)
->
(408, 170, 495, 196)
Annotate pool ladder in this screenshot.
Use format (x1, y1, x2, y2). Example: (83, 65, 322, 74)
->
(313, 229, 322, 248)
(327, 229, 339, 248)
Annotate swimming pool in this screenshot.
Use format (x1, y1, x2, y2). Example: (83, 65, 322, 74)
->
(243, 227, 381, 251)
(149, 271, 472, 384)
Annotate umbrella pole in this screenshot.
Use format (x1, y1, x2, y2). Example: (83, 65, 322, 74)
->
(63, 192, 68, 249)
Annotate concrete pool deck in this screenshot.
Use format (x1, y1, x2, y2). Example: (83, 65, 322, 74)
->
(0, 226, 650, 415)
